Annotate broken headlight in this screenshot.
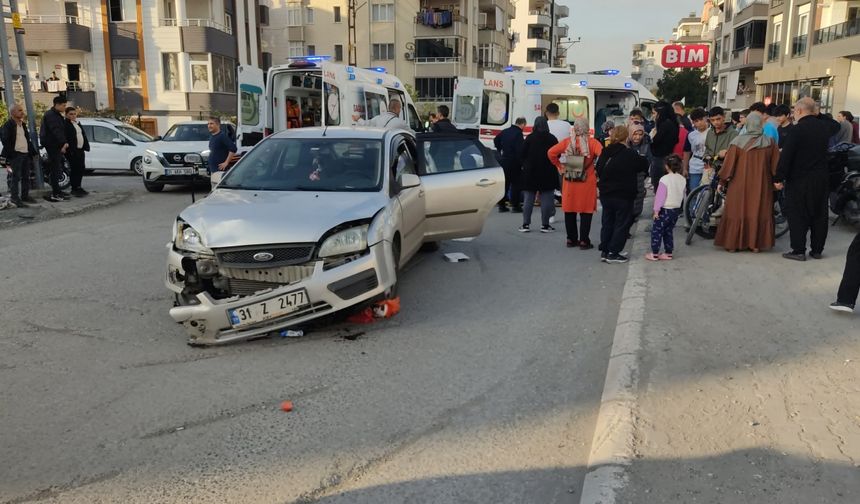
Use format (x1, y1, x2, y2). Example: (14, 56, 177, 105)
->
(174, 219, 213, 255)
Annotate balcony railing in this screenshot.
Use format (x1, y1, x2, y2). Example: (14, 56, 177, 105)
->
(813, 18, 860, 45)
(767, 41, 780, 61)
(21, 14, 90, 27)
(771, 0, 784, 7)
(414, 56, 462, 63)
(791, 34, 807, 57)
(160, 18, 232, 34)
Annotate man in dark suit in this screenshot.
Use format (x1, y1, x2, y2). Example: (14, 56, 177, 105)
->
(775, 97, 842, 261)
(430, 105, 458, 133)
(39, 95, 69, 202)
(493, 117, 526, 212)
(64, 106, 90, 196)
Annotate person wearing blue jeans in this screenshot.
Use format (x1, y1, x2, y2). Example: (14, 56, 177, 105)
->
(683, 108, 709, 193)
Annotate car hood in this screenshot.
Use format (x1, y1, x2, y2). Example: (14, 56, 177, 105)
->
(148, 140, 210, 154)
(178, 189, 390, 248)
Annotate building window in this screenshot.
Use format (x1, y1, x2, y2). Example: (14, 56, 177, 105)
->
(113, 59, 141, 88)
(213, 55, 236, 93)
(190, 54, 211, 92)
(415, 77, 454, 100)
(334, 44, 344, 61)
(371, 3, 394, 22)
(289, 41, 304, 58)
(415, 38, 461, 59)
(478, 44, 502, 68)
(305, 7, 314, 24)
(307, 45, 316, 56)
(645, 78, 653, 85)
(287, 3, 302, 26)
(108, 0, 136, 22)
(334, 6, 341, 23)
(734, 20, 767, 50)
(372, 43, 394, 60)
(225, 13, 233, 30)
(259, 6, 269, 25)
(162, 53, 179, 91)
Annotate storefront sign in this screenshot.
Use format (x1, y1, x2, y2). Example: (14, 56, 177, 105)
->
(661, 45, 709, 68)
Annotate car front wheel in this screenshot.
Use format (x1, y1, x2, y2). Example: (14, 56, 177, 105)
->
(143, 179, 164, 192)
(131, 157, 143, 176)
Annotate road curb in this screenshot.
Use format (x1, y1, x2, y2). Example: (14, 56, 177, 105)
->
(579, 218, 648, 504)
(0, 191, 133, 229)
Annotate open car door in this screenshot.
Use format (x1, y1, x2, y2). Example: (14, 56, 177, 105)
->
(452, 77, 483, 129)
(416, 133, 504, 240)
(237, 65, 266, 147)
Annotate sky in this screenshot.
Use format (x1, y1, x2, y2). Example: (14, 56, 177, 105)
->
(560, 0, 706, 74)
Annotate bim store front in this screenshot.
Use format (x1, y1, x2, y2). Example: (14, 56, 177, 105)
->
(757, 77, 835, 113)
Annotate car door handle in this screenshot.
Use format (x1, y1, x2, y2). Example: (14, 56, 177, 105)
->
(418, 189, 425, 197)
(476, 179, 497, 187)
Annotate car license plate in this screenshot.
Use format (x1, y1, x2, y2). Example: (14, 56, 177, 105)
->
(227, 289, 309, 329)
(165, 167, 196, 176)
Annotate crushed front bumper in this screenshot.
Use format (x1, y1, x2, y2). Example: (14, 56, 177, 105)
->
(165, 241, 395, 346)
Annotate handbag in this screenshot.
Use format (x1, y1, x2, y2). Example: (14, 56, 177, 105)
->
(562, 140, 588, 182)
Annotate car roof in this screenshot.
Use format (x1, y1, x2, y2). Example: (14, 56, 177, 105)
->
(268, 127, 411, 140)
(79, 118, 126, 126)
(169, 121, 235, 126)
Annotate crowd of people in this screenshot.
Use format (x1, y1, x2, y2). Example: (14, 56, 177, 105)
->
(488, 97, 859, 313)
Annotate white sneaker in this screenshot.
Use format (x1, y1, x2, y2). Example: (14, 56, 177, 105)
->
(549, 215, 556, 224)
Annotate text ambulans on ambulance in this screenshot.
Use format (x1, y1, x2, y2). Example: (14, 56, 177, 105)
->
(236, 59, 423, 146)
(450, 69, 658, 148)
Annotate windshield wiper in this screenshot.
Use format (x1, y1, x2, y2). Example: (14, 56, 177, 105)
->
(292, 185, 338, 192)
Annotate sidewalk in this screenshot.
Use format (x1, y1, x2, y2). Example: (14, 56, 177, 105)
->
(1, 176, 134, 229)
(619, 223, 860, 502)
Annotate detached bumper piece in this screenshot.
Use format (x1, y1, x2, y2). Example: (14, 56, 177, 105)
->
(327, 269, 379, 300)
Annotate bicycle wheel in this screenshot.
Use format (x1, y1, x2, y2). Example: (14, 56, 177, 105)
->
(684, 185, 709, 227)
(774, 191, 789, 238)
(686, 186, 712, 245)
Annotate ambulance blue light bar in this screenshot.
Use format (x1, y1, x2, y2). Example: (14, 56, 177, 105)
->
(287, 55, 331, 63)
(624, 82, 633, 89)
(525, 79, 541, 85)
(367, 67, 386, 73)
(579, 80, 588, 87)
(504, 66, 514, 72)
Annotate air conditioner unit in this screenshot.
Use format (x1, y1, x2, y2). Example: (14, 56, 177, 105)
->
(404, 51, 414, 60)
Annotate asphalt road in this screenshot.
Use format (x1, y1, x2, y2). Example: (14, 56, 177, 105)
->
(0, 182, 628, 503)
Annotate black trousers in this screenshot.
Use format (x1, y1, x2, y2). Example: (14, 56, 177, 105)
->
(8, 154, 31, 201)
(600, 197, 634, 255)
(67, 149, 85, 189)
(46, 147, 64, 195)
(785, 174, 829, 254)
(500, 162, 523, 208)
(650, 156, 666, 194)
(565, 212, 593, 243)
(837, 231, 860, 306)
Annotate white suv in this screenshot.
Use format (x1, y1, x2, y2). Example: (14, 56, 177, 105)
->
(78, 118, 156, 174)
(141, 121, 236, 193)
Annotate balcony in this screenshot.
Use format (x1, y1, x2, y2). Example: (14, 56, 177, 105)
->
(160, 18, 232, 34)
(555, 4, 569, 18)
(414, 13, 468, 38)
(632, 57, 644, 66)
(729, 46, 765, 69)
(478, 28, 510, 48)
(633, 43, 646, 52)
(791, 34, 808, 57)
(811, 18, 860, 59)
(530, 37, 551, 50)
(814, 18, 860, 45)
(767, 41, 780, 62)
(18, 15, 91, 52)
(413, 57, 467, 78)
(733, 1, 769, 25)
(527, 10, 551, 27)
(479, 0, 514, 13)
(556, 24, 568, 38)
(770, 0, 784, 7)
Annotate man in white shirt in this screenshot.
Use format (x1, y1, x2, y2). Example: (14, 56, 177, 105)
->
(1, 103, 38, 207)
(682, 108, 709, 191)
(352, 99, 410, 130)
(545, 103, 571, 143)
(64, 106, 91, 196)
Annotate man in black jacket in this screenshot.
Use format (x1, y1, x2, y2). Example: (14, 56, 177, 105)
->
(64, 106, 90, 196)
(1, 103, 39, 207)
(39, 96, 69, 202)
(430, 105, 458, 133)
(493, 117, 526, 213)
(649, 101, 679, 193)
(775, 97, 842, 261)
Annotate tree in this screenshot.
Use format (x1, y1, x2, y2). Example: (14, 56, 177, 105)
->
(656, 68, 709, 108)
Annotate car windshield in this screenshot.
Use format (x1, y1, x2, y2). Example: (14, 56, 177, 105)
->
(220, 138, 384, 192)
(162, 124, 210, 142)
(116, 125, 154, 142)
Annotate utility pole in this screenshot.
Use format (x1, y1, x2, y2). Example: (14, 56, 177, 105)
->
(548, 1, 555, 66)
(0, 0, 44, 187)
(347, 0, 366, 67)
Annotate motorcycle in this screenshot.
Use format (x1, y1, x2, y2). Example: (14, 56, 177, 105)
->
(5, 152, 71, 192)
(828, 143, 860, 226)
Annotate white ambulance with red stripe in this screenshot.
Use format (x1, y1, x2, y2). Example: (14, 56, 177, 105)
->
(450, 69, 658, 149)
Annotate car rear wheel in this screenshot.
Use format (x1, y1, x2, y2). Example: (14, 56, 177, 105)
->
(131, 157, 143, 176)
(144, 180, 164, 192)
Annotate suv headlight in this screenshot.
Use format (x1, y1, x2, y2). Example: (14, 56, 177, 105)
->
(318, 225, 369, 258)
(174, 220, 212, 254)
(144, 149, 165, 166)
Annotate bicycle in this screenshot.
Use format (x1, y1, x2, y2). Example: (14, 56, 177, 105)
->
(684, 157, 788, 245)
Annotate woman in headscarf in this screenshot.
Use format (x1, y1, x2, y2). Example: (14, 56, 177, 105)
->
(548, 118, 604, 248)
(714, 111, 781, 252)
(627, 123, 653, 223)
(519, 117, 559, 232)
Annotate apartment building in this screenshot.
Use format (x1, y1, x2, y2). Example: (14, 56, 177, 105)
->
(710, 0, 769, 110)
(10, 0, 261, 134)
(508, 0, 569, 71)
(631, 39, 671, 91)
(262, 1, 514, 105)
(755, 0, 860, 114)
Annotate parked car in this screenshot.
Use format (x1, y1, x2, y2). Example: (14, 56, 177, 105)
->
(78, 118, 156, 175)
(141, 121, 236, 192)
(165, 127, 504, 345)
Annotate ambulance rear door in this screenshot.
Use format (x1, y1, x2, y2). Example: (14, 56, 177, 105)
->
(451, 77, 483, 129)
(236, 65, 266, 147)
(479, 71, 513, 148)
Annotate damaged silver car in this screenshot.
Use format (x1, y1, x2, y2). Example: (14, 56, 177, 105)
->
(165, 127, 504, 345)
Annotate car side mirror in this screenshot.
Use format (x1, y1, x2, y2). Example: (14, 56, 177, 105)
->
(152, 135, 162, 141)
(112, 137, 124, 145)
(399, 173, 421, 189)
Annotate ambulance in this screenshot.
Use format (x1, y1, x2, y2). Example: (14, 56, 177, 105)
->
(450, 68, 658, 148)
(236, 57, 425, 146)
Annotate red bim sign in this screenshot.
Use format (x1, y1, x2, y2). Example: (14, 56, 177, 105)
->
(661, 45, 709, 68)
